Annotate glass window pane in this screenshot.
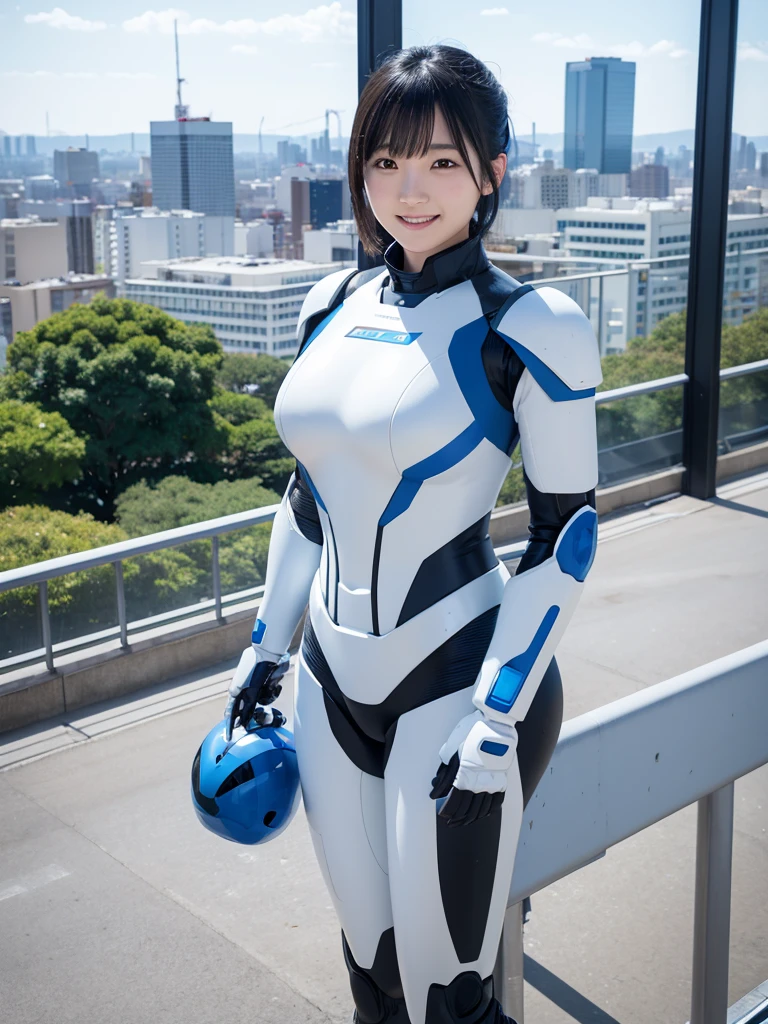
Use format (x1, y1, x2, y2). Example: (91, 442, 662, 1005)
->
(719, 0, 768, 462)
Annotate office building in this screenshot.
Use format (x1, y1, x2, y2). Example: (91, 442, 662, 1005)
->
(110, 207, 235, 281)
(290, 177, 345, 258)
(514, 162, 627, 210)
(150, 119, 235, 217)
(302, 219, 358, 264)
(629, 164, 670, 200)
(564, 57, 636, 174)
(24, 175, 57, 201)
(18, 199, 94, 274)
(121, 255, 346, 356)
(53, 148, 100, 198)
(25, 136, 36, 157)
(554, 200, 768, 350)
(0, 274, 113, 337)
(235, 221, 274, 258)
(0, 218, 68, 284)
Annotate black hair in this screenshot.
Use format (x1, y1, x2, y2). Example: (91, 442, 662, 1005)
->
(348, 44, 511, 256)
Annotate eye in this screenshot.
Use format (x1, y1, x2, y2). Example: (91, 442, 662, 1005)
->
(434, 158, 458, 169)
(373, 157, 397, 169)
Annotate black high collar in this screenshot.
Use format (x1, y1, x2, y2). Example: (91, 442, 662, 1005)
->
(382, 230, 490, 301)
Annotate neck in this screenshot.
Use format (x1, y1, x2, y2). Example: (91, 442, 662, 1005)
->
(400, 223, 471, 273)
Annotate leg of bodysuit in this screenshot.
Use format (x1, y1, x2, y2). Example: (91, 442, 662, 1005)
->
(384, 684, 524, 1024)
(293, 648, 407, 1021)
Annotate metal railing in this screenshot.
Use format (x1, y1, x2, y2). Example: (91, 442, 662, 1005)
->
(1, 358, 766, 676)
(494, 639, 768, 1024)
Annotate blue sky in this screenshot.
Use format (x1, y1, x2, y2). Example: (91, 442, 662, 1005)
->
(1, 1, 765, 140)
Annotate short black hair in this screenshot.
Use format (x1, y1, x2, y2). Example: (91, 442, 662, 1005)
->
(348, 44, 510, 256)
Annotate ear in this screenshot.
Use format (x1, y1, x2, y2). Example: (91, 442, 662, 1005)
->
(482, 152, 508, 195)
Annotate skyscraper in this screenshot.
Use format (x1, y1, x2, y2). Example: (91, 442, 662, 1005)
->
(53, 147, 100, 198)
(150, 119, 235, 217)
(564, 57, 636, 174)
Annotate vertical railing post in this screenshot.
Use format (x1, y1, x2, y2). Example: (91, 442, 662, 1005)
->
(493, 901, 525, 1023)
(39, 579, 54, 673)
(115, 560, 128, 649)
(212, 535, 223, 622)
(682, 0, 740, 498)
(691, 782, 735, 1024)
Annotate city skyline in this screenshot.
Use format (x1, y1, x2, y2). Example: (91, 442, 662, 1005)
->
(1, 1, 765, 138)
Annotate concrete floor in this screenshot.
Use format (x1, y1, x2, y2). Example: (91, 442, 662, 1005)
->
(1, 471, 767, 1024)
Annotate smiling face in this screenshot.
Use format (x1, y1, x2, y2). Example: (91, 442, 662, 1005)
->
(363, 104, 507, 274)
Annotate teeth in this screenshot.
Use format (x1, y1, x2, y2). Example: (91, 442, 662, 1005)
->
(401, 215, 437, 223)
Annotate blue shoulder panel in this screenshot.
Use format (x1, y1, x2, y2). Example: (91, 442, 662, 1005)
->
(494, 331, 596, 403)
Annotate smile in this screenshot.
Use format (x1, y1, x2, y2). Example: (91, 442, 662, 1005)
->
(397, 214, 440, 229)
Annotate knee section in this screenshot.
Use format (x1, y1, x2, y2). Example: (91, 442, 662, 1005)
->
(425, 971, 508, 1024)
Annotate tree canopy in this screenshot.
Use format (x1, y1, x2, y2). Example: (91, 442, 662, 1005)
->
(0, 296, 224, 519)
(0, 400, 86, 507)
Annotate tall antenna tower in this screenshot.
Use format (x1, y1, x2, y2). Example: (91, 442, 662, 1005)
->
(174, 19, 189, 119)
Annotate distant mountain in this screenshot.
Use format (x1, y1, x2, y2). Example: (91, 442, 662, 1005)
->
(11, 129, 768, 158)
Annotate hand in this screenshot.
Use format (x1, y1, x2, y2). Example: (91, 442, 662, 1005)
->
(429, 710, 518, 827)
(224, 646, 290, 741)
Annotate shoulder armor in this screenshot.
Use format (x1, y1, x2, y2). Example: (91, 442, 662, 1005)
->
(490, 285, 603, 401)
(296, 267, 359, 347)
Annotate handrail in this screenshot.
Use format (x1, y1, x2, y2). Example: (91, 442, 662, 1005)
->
(1, 356, 766, 673)
(496, 639, 768, 1023)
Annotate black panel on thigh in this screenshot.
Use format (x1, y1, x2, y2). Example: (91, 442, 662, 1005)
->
(344, 605, 500, 744)
(437, 804, 502, 965)
(516, 656, 564, 809)
(397, 514, 498, 626)
(342, 929, 410, 1022)
(302, 617, 387, 779)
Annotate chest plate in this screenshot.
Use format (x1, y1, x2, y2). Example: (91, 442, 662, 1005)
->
(274, 272, 514, 635)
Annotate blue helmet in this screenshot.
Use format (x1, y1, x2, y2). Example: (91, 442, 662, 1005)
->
(191, 717, 301, 845)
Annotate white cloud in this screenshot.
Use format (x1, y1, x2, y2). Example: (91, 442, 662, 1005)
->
(737, 41, 768, 62)
(123, 3, 355, 43)
(532, 31, 689, 59)
(480, 7, 509, 15)
(25, 7, 106, 31)
(232, 44, 259, 54)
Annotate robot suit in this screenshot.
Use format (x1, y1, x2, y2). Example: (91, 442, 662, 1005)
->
(235, 230, 602, 1024)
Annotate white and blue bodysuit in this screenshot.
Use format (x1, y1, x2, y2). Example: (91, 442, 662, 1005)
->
(253, 231, 602, 1024)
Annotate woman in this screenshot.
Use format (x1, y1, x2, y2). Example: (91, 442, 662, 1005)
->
(226, 44, 602, 1024)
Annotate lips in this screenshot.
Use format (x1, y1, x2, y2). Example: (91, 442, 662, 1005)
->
(397, 214, 440, 229)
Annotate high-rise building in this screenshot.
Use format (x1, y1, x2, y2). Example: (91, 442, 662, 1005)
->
(17, 199, 95, 274)
(150, 120, 235, 217)
(2, 137, 10, 158)
(309, 179, 343, 230)
(25, 136, 36, 157)
(761, 153, 768, 179)
(745, 142, 757, 172)
(630, 164, 670, 199)
(564, 57, 636, 174)
(277, 140, 305, 167)
(53, 148, 100, 198)
(0, 218, 69, 283)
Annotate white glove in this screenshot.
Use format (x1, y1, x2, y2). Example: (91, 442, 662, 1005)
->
(429, 710, 518, 826)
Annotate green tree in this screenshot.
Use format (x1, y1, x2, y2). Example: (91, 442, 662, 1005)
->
(115, 475, 282, 599)
(215, 352, 290, 407)
(0, 400, 86, 508)
(0, 296, 224, 520)
(0, 501, 201, 655)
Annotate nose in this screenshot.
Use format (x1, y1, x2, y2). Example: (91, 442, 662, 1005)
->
(399, 170, 429, 207)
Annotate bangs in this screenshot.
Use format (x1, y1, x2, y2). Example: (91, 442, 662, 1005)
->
(362, 78, 478, 189)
